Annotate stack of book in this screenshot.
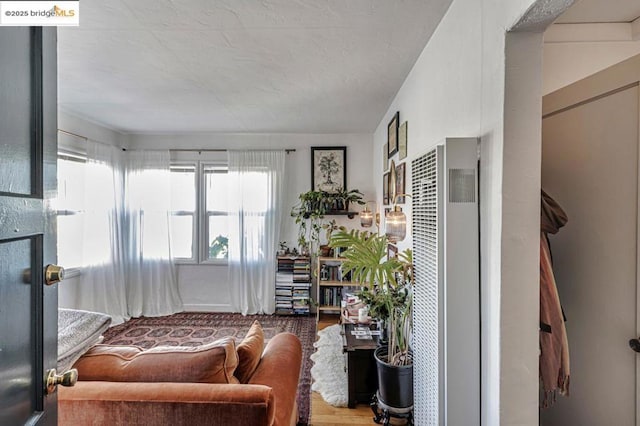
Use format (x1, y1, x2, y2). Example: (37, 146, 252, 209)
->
(275, 269, 294, 314)
(275, 256, 311, 315)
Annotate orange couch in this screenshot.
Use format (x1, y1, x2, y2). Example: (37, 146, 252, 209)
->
(58, 332, 302, 426)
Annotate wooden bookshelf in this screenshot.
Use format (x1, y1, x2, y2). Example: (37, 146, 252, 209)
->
(319, 281, 355, 286)
(316, 256, 360, 320)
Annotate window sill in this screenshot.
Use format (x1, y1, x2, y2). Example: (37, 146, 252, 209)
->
(174, 260, 229, 266)
(174, 259, 198, 265)
(200, 260, 229, 266)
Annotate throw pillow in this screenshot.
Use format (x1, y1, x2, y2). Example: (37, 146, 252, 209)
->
(235, 320, 265, 383)
(72, 337, 239, 384)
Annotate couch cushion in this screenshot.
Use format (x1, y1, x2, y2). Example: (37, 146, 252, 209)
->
(72, 337, 239, 384)
(235, 320, 265, 383)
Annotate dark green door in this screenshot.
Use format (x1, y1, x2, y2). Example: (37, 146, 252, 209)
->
(0, 27, 58, 425)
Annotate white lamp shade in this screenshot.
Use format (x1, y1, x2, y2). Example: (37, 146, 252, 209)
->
(385, 210, 407, 243)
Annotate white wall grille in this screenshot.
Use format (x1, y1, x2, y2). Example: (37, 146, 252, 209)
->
(412, 146, 441, 426)
(411, 138, 479, 426)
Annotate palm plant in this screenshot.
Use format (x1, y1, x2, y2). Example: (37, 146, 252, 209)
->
(329, 230, 413, 366)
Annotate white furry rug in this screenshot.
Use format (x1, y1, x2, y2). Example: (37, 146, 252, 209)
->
(310, 324, 348, 407)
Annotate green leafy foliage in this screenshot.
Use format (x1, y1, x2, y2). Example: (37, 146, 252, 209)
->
(290, 189, 364, 255)
(209, 235, 228, 259)
(329, 229, 413, 366)
(329, 230, 408, 287)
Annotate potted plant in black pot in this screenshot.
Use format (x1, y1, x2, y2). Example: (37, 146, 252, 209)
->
(329, 230, 413, 418)
(333, 188, 365, 212)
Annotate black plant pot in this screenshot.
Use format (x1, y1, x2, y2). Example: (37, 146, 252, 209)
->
(374, 346, 414, 410)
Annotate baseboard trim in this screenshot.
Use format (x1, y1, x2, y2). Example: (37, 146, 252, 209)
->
(183, 304, 234, 313)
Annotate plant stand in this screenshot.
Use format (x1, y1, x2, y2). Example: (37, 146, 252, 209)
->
(370, 392, 414, 426)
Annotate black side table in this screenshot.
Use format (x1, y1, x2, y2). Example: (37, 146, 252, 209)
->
(341, 322, 379, 408)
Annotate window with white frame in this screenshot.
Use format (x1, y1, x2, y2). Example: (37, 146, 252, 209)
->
(168, 162, 230, 263)
(169, 164, 197, 261)
(57, 156, 233, 266)
(203, 164, 229, 261)
(56, 153, 86, 269)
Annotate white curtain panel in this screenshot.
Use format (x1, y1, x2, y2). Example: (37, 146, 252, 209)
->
(124, 150, 183, 317)
(74, 140, 129, 324)
(228, 150, 285, 315)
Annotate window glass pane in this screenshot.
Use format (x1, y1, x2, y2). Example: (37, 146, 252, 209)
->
(205, 168, 228, 212)
(169, 165, 195, 260)
(208, 215, 229, 259)
(56, 156, 86, 268)
(170, 215, 193, 259)
(57, 214, 83, 268)
(170, 166, 196, 211)
(227, 171, 268, 213)
(57, 157, 85, 212)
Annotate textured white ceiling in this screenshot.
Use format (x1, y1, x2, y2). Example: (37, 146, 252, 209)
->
(58, 0, 453, 134)
(555, 0, 640, 23)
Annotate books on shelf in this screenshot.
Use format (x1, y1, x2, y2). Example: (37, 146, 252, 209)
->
(292, 289, 309, 298)
(276, 273, 293, 283)
(275, 255, 310, 316)
(319, 285, 361, 308)
(276, 288, 292, 297)
(318, 264, 352, 282)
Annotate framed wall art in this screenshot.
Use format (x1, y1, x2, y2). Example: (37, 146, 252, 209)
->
(311, 146, 346, 193)
(383, 172, 390, 205)
(389, 159, 397, 204)
(395, 162, 406, 204)
(399, 121, 408, 160)
(387, 111, 399, 158)
(387, 243, 398, 259)
(383, 143, 389, 171)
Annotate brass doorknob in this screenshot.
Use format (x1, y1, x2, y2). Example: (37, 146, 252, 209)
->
(44, 264, 65, 285)
(45, 368, 78, 395)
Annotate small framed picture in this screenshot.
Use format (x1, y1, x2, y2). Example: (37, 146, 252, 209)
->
(383, 143, 389, 171)
(387, 111, 399, 158)
(387, 243, 398, 259)
(311, 146, 346, 193)
(399, 121, 408, 160)
(383, 172, 390, 205)
(395, 162, 406, 204)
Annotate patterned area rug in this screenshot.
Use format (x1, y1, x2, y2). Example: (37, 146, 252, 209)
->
(103, 312, 316, 425)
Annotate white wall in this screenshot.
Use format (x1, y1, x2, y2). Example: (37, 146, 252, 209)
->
(370, 0, 550, 424)
(543, 23, 640, 94)
(58, 110, 128, 150)
(128, 133, 373, 311)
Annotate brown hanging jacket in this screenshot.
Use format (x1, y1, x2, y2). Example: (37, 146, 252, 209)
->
(540, 189, 570, 407)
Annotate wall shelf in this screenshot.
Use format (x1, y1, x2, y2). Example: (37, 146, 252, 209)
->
(325, 210, 357, 219)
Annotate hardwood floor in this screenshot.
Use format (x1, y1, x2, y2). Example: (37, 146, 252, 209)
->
(309, 315, 376, 426)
